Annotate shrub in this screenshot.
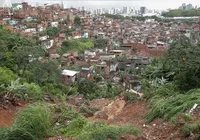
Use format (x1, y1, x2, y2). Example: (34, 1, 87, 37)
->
(52, 104, 81, 132)
(78, 121, 140, 140)
(42, 83, 77, 100)
(80, 106, 99, 117)
(124, 92, 138, 103)
(0, 67, 17, 86)
(82, 81, 122, 100)
(181, 114, 193, 122)
(61, 116, 87, 137)
(146, 89, 200, 122)
(77, 79, 97, 97)
(0, 103, 53, 140)
(52, 105, 139, 140)
(181, 123, 198, 138)
(24, 83, 43, 100)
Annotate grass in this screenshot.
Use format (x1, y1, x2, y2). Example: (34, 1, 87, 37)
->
(0, 103, 53, 140)
(145, 89, 200, 123)
(78, 121, 140, 140)
(52, 104, 140, 140)
(59, 114, 140, 140)
(52, 104, 81, 132)
(181, 123, 199, 138)
(0, 102, 140, 140)
(79, 106, 99, 117)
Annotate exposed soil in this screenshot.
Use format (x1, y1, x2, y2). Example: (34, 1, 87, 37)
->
(107, 100, 148, 127)
(91, 99, 182, 140)
(0, 100, 27, 127)
(1, 96, 197, 140)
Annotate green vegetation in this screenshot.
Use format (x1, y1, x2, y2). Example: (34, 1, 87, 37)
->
(61, 28, 75, 36)
(40, 27, 59, 37)
(103, 14, 131, 20)
(77, 121, 139, 140)
(74, 16, 81, 26)
(181, 122, 200, 138)
(57, 39, 94, 54)
(94, 38, 109, 48)
(57, 38, 110, 55)
(60, 117, 139, 140)
(143, 36, 200, 122)
(80, 106, 99, 117)
(146, 89, 200, 122)
(103, 14, 173, 23)
(0, 28, 69, 101)
(0, 103, 139, 140)
(78, 79, 122, 100)
(163, 9, 200, 17)
(0, 103, 52, 140)
(0, 67, 17, 86)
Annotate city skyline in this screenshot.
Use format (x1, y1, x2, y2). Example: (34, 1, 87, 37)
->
(4, 0, 200, 10)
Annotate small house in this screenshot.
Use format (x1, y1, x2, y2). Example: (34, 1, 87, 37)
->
(61, 70, 80, 86)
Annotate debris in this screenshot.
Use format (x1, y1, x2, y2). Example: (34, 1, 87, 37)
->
(94, 99, 125, 120)
(128, 89, 144, 98)
(189, 103, 198, 114)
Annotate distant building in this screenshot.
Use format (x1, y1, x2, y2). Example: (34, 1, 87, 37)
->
(182, 3, 187, 10)
(186, 4, 193, 10)
(179, 3, 193, 10)
(123, 7, 129, 14)
(140, 7, 147, 15)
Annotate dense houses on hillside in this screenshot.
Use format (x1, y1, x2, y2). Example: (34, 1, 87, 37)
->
(1, 2, 200, 89)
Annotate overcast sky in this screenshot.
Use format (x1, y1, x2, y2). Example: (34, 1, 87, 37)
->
(2, 0, 200, 10)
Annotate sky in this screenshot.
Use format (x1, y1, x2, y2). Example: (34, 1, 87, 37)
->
(1, 0, 200, 10)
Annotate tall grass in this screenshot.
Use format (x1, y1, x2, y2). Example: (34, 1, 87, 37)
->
(146, 89, 200, 122)
(78, 121, 140, 140)
(60, 116, 140, 140)
(0, 103, 53, 140)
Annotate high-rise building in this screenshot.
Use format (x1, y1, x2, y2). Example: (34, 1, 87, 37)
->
(182, 3, 187, 10)
(179, 3, 193, 10)
(140, 7, 147, 15)
(186, 4, 193, 10)
(123, 7, 129, 14)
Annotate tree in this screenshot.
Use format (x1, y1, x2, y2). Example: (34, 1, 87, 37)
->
(14, 45, 45, 77)
(94, 38, 109, 48)
(77, 79, 97, 97)
(163, 9, 200, 17)
(74, 16, 81, 26)
(0, 28, 37, 72)
(0, 67, 17, 86)
(40, 27, 59, 37)
(30, 60, 60, 85)
(164, 36, 200, 90)
(57, 39, 94, 55)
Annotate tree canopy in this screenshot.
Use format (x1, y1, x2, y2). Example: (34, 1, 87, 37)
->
(74, 16, 81, 26)
(144, 36, 200, 91)
(57, 39, 94, 54)
(162, 9, 200, 17)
